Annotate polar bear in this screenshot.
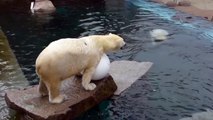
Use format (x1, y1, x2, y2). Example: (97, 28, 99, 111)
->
(35, 33, 125, 103)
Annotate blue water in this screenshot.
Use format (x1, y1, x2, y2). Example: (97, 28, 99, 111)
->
(129, 0, 213, 41)
(1, 0, 213, 119)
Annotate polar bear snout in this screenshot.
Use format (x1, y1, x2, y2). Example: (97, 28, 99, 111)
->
(120, 39, 126, 49)
(120, 43, 126, 50)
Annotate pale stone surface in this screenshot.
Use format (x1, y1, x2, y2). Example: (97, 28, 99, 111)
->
(155, 0, 213, 20)
(109, 60, 153, 95)
(188, 0, 213, 10)
(166, 1, 178, 7)
(180, 109, 213, 120)
(32, 0, 55, 12)
(155, 0, 213, 10)
(159, 0, 213, 10)
(178, 1, 191, 6)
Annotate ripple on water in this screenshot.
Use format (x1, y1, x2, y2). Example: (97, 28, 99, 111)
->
(1, 0, 213, 120)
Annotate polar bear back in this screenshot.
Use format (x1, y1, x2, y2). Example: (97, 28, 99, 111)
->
(36, 38, 101, 79)
(36, 34, 125, 81)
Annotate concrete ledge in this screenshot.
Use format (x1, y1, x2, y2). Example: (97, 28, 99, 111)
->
(5, 76, 117, 120)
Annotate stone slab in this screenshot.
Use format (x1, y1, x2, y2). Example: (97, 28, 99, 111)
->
(180, 109, 213, 120)
(5, 76, 117, 120)
(155, 0, 213, 20)
(33, 0, 55, 11)
(5, 60, 153, 119)
(109, 61, 153, 95)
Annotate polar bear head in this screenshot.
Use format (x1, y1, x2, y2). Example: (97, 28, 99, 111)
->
(100, 33, 125, 52)
(85, 33, 125, 53)
(109, 33, 125, 48)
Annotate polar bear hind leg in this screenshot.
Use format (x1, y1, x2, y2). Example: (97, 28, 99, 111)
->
(38, 80, 48, 96)
(45, 78, 64, 104)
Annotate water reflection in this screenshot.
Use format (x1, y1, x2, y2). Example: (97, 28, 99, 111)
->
(31, 11, 55, 25)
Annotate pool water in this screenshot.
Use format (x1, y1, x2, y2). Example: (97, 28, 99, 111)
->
(1, 0, 213, 119)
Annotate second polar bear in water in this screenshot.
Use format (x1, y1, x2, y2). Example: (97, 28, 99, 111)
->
(35, 33, 125, 103)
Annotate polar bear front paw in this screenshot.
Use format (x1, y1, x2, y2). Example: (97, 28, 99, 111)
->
(83, 83, 96, 91)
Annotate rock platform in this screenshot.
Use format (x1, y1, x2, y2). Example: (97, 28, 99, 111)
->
(5, 60, 153, 120)
(5, 76, 117, 120)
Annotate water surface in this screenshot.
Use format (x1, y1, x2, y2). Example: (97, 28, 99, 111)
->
(0, 0, 213, 119)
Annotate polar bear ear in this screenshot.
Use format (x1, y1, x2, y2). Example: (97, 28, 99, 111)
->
(109, 33, 113, 35)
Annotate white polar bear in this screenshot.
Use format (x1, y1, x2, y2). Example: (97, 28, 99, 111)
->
(35, 33, 125, 104)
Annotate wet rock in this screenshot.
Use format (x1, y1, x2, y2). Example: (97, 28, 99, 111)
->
(109, 61, 153, 95)
(166, 1, 177, 7)
(4, 60, 152, 119)
(5, 76, 117, 120)
(31, 0, 55, 12)
(211, 16, 213, 21)
(180, 109, 213, 120)
(178, 0, 191, 6)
